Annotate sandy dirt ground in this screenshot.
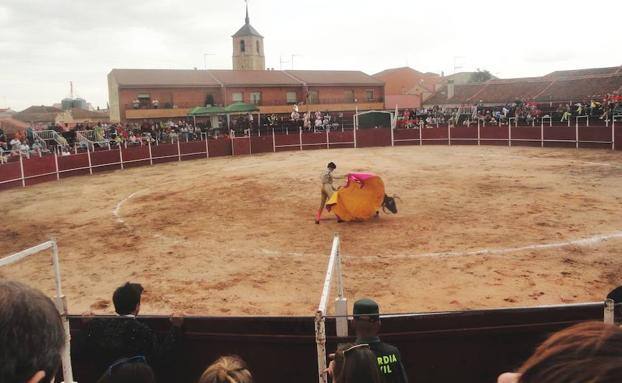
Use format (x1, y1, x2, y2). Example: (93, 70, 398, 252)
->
(2, 146, 622, 316)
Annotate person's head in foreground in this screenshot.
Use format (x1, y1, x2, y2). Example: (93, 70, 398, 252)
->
(333, 343, 382, 383)
(198, 355, 253, 383)
(327, 162, 336, 172)
(0, 279, 65, 383)
(96, 356, 155, 383)
(113, 282, 144, 316)
(497, 321, 622, 383)
(352, 298, 381, 339)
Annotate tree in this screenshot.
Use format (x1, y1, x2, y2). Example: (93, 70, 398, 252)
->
(469, 69, 493, 83)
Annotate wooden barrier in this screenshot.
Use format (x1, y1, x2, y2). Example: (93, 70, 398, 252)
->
(0, 125, 619, 192)
(67, 302, 602, 383)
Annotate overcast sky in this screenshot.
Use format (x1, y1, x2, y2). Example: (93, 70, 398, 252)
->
(1, 0, 621, 111)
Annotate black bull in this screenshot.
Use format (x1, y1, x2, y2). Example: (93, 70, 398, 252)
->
(382, 194, 398, 214)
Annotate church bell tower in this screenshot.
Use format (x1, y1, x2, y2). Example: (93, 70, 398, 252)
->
(232, 2, 265, 70)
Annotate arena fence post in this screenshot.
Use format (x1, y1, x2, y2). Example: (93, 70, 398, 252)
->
(54, 152, 60, 181)
(477, 119, 481, 146)
(315, 309, 327, 383)
(575, 117, 579, 149)
(611, 118, 616, 150)
(509, 119, 512, 147)
(604, 298, 615, 324)
(272, 128, 276, 152)
(299, 127, 303, 151)
(541, 119, 545, 148)
(354, 124, 358, 148)
(316, 233, 343, 383)
(119, 144, 124, 170)
(448, 123, 451, 146)
(419, 123, 422, 146)
(87, 146, 93, 175)
(19, 152, 25, 187)
(148, 141, 153, 165)
(390, 125, 395, 147)
(326, 128, 330, 149)
(205, 135, 210, 158)
(177, 139, 182, 161)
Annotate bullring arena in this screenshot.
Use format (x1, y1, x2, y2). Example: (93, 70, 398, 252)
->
(2, 127, 622, 317)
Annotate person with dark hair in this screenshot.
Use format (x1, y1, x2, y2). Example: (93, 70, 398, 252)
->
(316, 161, 344, 224)
(78, 282, 183, 374)
(198, 355, 253, 383)
(333, 343, 383, 383)
(0, 279, 66, 383)
(96, 356, 156, 383)
(497, 321, 622, 383)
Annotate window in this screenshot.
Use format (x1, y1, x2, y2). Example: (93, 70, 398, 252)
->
(344, 90, 354, 103)
(365, 89, 374, 102)
(232, 92, 243, 102)
(307, 90, 319, 104)
(286, 91, 297, 104)
(240, 40, 246, 53)
(250, 92, 261, 105)
(256, 41, 261, 54)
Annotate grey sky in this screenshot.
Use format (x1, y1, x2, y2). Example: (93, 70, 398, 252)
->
(1, 0, 621, 111)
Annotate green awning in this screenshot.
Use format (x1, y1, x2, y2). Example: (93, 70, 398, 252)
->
(224, 102, 260, 114)
(188, 106, 226, 116)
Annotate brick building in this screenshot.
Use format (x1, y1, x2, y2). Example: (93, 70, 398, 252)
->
(107, 5, 384, 123)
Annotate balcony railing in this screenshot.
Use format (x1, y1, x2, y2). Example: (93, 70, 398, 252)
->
(125, 98, 384, 110)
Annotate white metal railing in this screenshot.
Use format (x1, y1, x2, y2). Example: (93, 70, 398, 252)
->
(315, 233, 347, 383)
(0, 240, 75, 383)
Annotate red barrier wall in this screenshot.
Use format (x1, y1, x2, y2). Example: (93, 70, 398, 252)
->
(232, 138, 251, 156)
(207, 138, 233, 157)
(393, 129, 420, 146)
(357, 128, 392, 148)
(327, 131, 354, 149)
(152, 143, 179, 164)
(58, 153, 90, 178)
(0, 161, 22, 190)
(180, 141, 208, 161)
(23, 156, 57, 186)
(90, 150, 122, 173)
(275, 133, 301, 152)
(122, 146, 151, 168)
(302, 132, 327, 150)
(451, 127, 478, 145)
(250, 136, 274, 154)
(1, 126, 619, 192)
(421, 126, 448, 145)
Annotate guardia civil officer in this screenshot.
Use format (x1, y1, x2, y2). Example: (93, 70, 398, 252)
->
(352, 298, 409, 383)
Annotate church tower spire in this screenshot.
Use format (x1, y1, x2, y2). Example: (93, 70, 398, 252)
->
(245, 0, 249, 24)
(232, 1, 265, 70)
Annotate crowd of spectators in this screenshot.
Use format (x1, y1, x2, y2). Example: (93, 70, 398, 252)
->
(3, 278, 622, 383)
(397, 93, 622, 129)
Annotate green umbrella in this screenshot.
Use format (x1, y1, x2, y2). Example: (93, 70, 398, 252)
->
(224, 102, 260, 114)
(188, 106, 226, 116)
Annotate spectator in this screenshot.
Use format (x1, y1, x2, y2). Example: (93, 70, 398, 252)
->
(333, 343, 383, 383)
(78, 282, 183, 372)
(198, 355, 253, 383)
(96, 356, 156, 383)
(0, 279, 65, 383)
(497, 321, 622, 383)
